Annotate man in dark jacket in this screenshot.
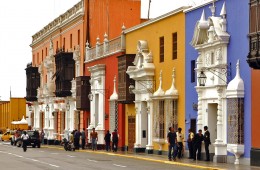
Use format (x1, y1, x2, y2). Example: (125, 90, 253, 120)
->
(112, 129, 119, 152)
(193, 129, 204, 161)
(104, 130, 111, 151)
(204, 126, 211, 161)
(167, 127, 177, 161)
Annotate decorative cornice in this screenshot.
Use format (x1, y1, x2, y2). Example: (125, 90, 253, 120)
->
(124, 7, 189, 34)
(30, 0, 84, 48)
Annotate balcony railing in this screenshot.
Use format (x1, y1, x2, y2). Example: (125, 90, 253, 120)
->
(85, 36, 124, 62)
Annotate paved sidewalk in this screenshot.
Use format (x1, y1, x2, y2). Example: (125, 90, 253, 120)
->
(42, 145, 260, 170)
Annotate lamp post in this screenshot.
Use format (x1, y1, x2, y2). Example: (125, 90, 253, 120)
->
(198, 71, 207, 86)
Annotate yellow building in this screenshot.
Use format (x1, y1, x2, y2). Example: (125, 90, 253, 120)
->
(124, 7, 187, 154)
(0, 98, 26, 131)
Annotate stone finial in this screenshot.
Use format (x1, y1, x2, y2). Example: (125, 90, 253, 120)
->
(96, 36, 100, 45)
(104, 32, 108, 39)
(165, 68, 178, 96)
(198, 9, 208, 29)
(153, 70, 165, 96)
(236, 59, 241, 79)
(209, 0, 216, 16)
(200, 9, 206, 22)
(220, 2, 226, 18)
(86, 41, 90, 49)
(110, 75, 118, 100)
(122, 23, 126, 31)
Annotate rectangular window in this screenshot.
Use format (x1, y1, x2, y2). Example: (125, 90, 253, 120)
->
(70, 34, 72, 49)
(159, 36, 164, 62)
(45, 47, 47, 57)
(211, 52, 214, 65)
(172, 33, 177, 60)
(191, 60, 195, 83)
(159, 100, 165, 139)
(78, 30, 80, 45)
(56, 41, 59, 52)
(63, 37, 66, 51)
(41, 50, 43, 62)
(37, 53, 39, 64)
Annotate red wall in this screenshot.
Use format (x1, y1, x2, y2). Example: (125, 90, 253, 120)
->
(85, 52, 125, 147)
(252, 69, 260, 148)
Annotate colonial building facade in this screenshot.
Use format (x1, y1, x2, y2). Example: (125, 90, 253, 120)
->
(124, 7, 187, 154)
(26, 0, 141, 145)
(185, 0, 250, 165)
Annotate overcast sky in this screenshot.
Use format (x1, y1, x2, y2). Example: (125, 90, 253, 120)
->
(0, 0, 205, 101)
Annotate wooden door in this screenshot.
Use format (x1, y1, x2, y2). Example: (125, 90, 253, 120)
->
(128, 116, 135, 152)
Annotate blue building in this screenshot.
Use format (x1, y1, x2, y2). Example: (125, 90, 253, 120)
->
(185, 0, 250, 165)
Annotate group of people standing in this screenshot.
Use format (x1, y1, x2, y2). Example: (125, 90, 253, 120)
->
(187, 126, 211, 161)
(69, 128, 86, 150)
(168, 126, 211, 162)
(89, 128, 119, 152)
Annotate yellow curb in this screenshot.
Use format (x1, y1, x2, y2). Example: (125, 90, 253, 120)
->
(42, 146, 223, 170)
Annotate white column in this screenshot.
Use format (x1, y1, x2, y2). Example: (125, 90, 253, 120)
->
(216, 87, 223, 144)
(134, 102, 141, 148)
(146, 100, 153, 150)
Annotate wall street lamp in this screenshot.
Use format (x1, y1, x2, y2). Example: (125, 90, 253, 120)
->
(46, 104, 49, 112)
(88, 92, 94, 101)
(198, 71, 207, 86)
(128, 84, 135, 94)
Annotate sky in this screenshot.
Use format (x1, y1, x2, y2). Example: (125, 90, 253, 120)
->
(0, 0, 205, 101)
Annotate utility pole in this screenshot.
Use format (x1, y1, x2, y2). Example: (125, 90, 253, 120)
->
(148, 0, 151, 19)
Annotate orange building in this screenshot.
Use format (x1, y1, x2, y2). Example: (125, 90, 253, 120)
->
(26, 0, 141, 145)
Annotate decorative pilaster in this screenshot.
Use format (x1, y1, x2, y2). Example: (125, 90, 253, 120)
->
(196, 88, 203, 130)
(216, 86, 223, 143)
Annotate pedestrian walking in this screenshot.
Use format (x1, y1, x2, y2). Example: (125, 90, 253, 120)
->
(40, 130, 45, 144)
(74, 129, 81, 150)
(176, 127, 184, 159)
(204, 126, 211, 161)
(21, 131, 29, 152)
(104, 130, 111, 151)
(81, 128, 86, 149)
(90, 128, 98, 151)
(187, 129, 194, 159)
(112, 129, 119, 152)
(167, 127, 177, 161)
(193, 129, 204, 161)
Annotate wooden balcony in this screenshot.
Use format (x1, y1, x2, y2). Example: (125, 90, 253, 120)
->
(54, 51, 75, 97)
(117, 54, 135, 103)
(25, 63, 40, 101)
(76, 76, 91, 111)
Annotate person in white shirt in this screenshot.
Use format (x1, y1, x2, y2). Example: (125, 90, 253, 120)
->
(176, 127, 184, 159)
(20, 131, 29, 152)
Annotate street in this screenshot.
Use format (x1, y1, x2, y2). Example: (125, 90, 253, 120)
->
(0, 141, 203, 170)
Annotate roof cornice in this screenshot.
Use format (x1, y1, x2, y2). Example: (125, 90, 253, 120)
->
(124, 6, 190, 34)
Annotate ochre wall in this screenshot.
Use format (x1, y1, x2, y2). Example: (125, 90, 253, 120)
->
(0, 98, 26, 131)
(252, 69, 260, 148)
(125, 11, 186, 151)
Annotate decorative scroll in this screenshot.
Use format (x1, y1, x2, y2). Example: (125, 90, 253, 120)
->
(227, 98, 244, 144)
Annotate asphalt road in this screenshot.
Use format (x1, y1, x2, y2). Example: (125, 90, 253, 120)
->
(0, 141, 203, 170)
